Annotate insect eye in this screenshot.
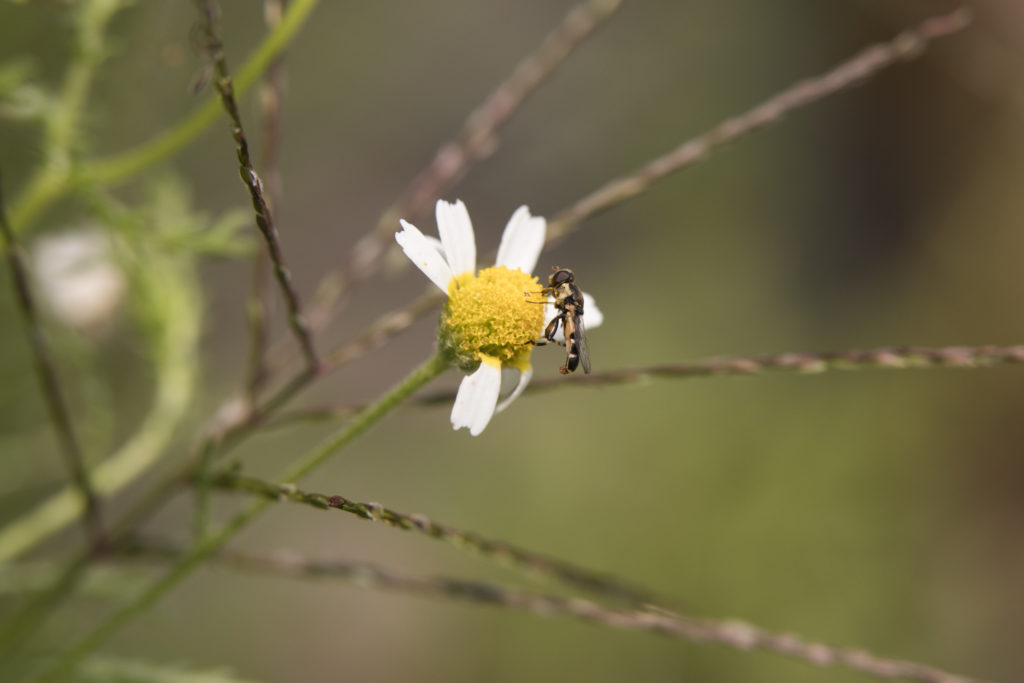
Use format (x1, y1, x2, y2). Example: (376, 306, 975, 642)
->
(551, 269, 573, 285)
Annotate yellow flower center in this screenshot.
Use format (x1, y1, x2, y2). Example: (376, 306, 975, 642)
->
(441, 266, 546, 370)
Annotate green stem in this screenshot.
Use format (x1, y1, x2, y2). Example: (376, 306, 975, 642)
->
(33, 352, 448, 682)
(7, 0, 123, 234)
(0, 258, 200, 563)
(85, 0, 319, 186)
(0, 553, 91, 680)
(192, 440, 217, 543)
(8, 0, 321, 234)
(0, 174, 103, 544)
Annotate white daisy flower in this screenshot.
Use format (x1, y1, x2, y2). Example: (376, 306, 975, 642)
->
(396, 199, 603, 436)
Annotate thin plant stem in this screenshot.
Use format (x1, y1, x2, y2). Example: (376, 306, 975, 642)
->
(101, 363, 318, 553)
(120, 542, 988, 683)
(29, 508, 270, 683)
(0, 241, 201, 563)
(417, 344, 1024, 403)
(31, 352, 449, 682)
(0, 173, 103, 546)
(257, 0, 288, 220)
(91, 343, 1024, 576)
(5, 0, 125, 235)
(193, 0, 318, 373)
(7, 0, 321, 235)
(191, 439, 215, 544)
(0, 552, 92, 679)
(546, 6, 974, 243)
(200, 0, 290, 543)
(262, 344, 1024, 425)
(189, 289, 437, 469)
(205, 472, 663, 607)
(244, 0, 289, 402)
(261, 405, 360, 429)
(216, 288, 439, 437)
(388, 0, 624, 227)
(321, 0, 624, 317)
(323, 290, 442, 368)
(0, 0, 124, 548)
(863, 2, 1024, 124)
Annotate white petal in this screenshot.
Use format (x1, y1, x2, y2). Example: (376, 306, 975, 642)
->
(450, 359, 502, 436)
(582, 291, 603, 328)
(421, 234, 444, 256)
(495, 365, 533, 414)
(436, 199, 476, 276)
(495, 205, 546, 274)
(396, 220, 454, 292)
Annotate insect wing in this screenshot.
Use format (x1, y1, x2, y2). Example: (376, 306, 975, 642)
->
(573, 310, 591, 374)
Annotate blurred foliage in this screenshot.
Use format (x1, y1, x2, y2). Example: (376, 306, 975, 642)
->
(1, 1, 1023, 682)
(78, 658, 259, 683)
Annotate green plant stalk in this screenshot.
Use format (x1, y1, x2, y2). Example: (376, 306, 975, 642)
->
(0, 554, 90, 676)
(6, 0, 124, 234)
(192, 439, 218, 543)
(8, 0, 321, 234)
(49, 0, 124, 153)
(0, 171, 104, 543)
(0, 257, 201, 563)
(210, 473, 665, 607)
(33, 351, 448, 682)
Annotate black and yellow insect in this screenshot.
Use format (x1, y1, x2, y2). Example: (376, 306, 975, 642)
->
(532, 268, 591, 374)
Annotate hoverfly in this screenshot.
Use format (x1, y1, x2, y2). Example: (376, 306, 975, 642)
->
(530, 268, 591, 374)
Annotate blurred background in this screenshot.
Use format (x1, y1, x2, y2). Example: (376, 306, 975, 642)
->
(2, 0, 1023, 681)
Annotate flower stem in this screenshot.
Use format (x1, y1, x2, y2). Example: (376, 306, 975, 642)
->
(31, 352, 448, 682)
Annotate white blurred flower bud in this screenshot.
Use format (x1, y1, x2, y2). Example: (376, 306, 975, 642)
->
(31, 229, 126, 331)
